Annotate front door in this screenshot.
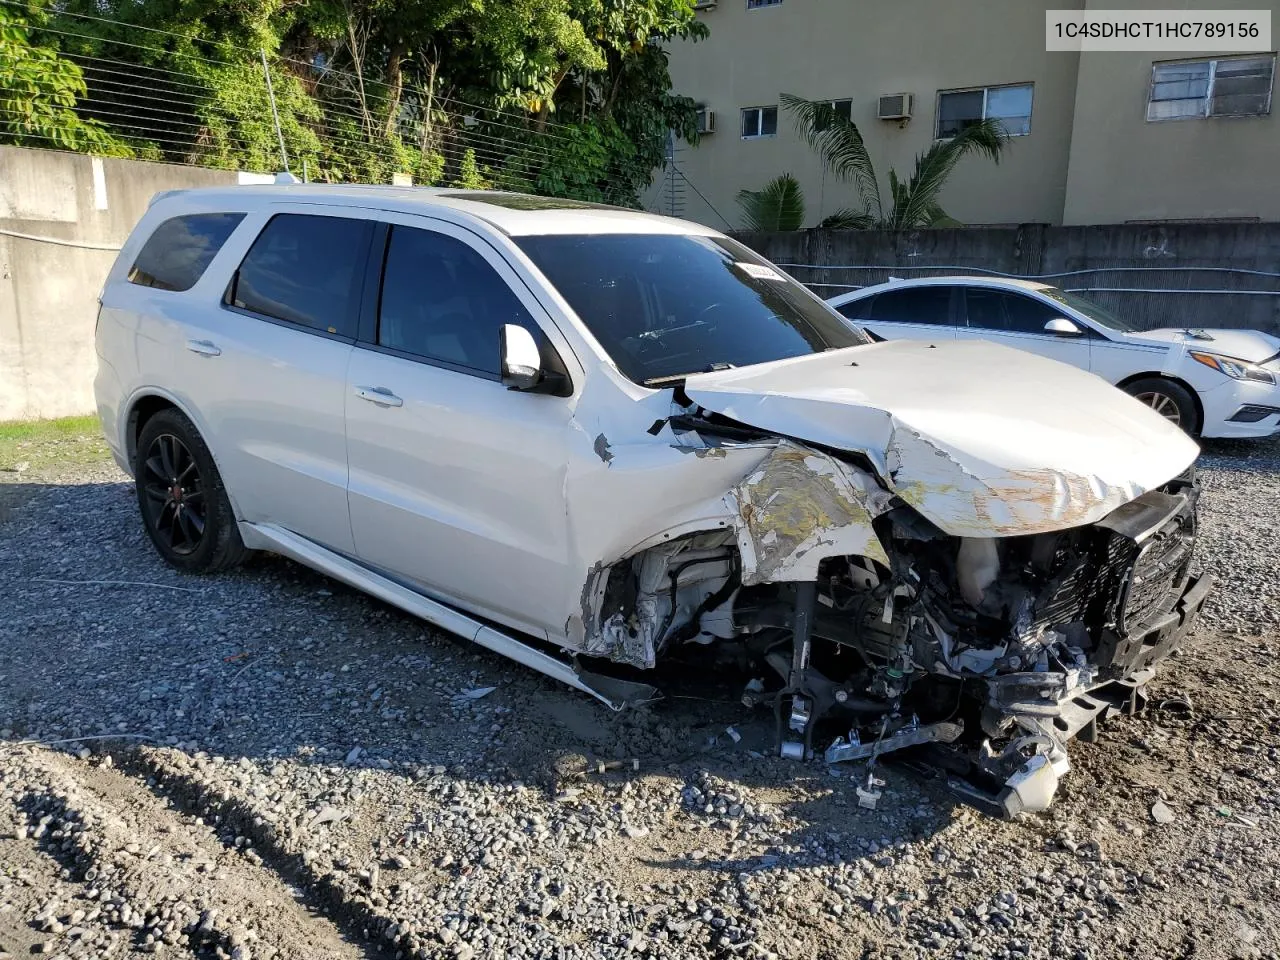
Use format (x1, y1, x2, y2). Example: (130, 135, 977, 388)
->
(955, 287, 1092, 370)
(344, 218, 576, 639)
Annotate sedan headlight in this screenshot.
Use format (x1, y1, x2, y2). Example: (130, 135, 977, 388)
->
(1189, 351, 1276, 384)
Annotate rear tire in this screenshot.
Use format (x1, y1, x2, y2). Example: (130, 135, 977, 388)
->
(1122, 377, 1200, 436)
(135, 409, 246, 573)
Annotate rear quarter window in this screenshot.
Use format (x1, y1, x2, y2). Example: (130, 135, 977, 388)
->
(128, 213, 245, 292)
(865, 286, 953, 325)
(835, 295, 876, 320)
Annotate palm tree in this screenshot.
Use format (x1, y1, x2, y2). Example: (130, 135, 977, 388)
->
(736, 173, 806, 231)
(779, 93, 1010, 229)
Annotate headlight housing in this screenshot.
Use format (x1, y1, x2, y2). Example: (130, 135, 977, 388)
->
(1188, 351, 1276, 384)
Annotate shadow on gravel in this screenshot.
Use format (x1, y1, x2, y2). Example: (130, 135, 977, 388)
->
(0, 481, 42, 525)
(0, 476, 969, 892)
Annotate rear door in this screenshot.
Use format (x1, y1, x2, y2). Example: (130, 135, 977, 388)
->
(344, 216, 578, 639)
(173, 207, 375, 553)
(955, 286, 1091, 370)
(834, 285, 958, 342)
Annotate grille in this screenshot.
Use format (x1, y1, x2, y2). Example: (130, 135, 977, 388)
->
(1118, 520, 1194, 634)
(1031, 530, 1134, 633)
(1031, 500, 1194, 639)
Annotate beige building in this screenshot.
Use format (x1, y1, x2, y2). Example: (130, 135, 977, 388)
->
(652, 0, 1279, 229)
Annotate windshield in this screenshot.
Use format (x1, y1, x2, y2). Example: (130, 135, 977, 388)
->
(514, 233, 870, 384)
(1037, 286, 1141, 333)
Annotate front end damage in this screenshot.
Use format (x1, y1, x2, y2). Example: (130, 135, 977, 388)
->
(575, 411, 1209, 817)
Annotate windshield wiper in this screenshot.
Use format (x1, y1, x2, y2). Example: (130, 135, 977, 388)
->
(641, 362, 735, 388)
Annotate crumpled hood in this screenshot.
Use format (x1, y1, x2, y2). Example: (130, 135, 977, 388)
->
(1122, 327, 1280, 364)
(683, 340, 1200, 538)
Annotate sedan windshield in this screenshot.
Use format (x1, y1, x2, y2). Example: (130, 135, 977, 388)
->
(1038, 286, 1141, 333)
(515, 233, 870, 384)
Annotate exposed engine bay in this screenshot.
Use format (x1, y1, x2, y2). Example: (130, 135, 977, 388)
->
(577, 411, 1210, 818)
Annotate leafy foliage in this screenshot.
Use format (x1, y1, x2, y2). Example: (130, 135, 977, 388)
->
(1, 0, 706, 206)
(451, 148, 492, 189)
(781, 94, 1010, 229)
(0, 6, 132, 155)
(737, 174, 806, 232)
(819, 208, 875, 230)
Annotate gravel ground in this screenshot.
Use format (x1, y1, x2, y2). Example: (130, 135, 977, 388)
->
(2, 429, 1278, 960)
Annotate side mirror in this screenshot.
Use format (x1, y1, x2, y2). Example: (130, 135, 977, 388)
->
(1044, 317, 1082, 336)
(500, 323, 544, 391)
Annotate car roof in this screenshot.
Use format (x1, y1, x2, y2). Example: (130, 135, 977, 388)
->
(828, 275, 1054, 303)
(148, 184, 720, 238)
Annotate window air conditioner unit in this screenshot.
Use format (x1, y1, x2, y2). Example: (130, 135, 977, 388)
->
(877, 93, 912, 120)
(696, 107, 715, 134)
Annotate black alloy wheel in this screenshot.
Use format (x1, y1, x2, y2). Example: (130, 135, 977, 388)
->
(139, 432, 206, 555)
(134, 407, 247, 572)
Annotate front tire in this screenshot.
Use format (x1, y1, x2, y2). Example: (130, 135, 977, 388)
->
(1122, 377, 1200, 435)
(135, 409, 246, 573)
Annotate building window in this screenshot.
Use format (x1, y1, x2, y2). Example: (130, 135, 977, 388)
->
(814, 98, 853, 130)
(741, 105, 778, 138)
(936, 83, 1033, 138)
(746, 0, 782, 8)
(1148, 55, 1275, 120)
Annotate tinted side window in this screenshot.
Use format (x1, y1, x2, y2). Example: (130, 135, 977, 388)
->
(378, 226, 538, 375)
(232, 214, 371, 337)
(835, 295, 875, 320)
(128, 213, 245, 292)
(1002, 292, 1062, 334)
(963, 288, 1007, 331)
(866, 287, 953, 325)
(964, 289, 1060, 334)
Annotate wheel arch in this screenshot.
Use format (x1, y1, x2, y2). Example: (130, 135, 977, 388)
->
(122, 389, 241, 516)
(1115, 371, 1204, 434)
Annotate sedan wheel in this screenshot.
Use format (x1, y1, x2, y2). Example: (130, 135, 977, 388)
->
(1121, 377, 1200, 436)
(1132, 390, 1183, 426)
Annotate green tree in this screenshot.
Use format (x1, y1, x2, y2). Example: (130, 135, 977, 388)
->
(781, 93, 1009, 229)
(0, 6, 132, 154)
(736, 173, 806, 231)
(450, 148, 492, 189)
(20, 0, 704, 203)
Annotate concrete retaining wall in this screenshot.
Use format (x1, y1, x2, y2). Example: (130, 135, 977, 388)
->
(0, 146, 238, 421)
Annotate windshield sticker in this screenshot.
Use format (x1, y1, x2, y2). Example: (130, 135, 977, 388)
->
(735, 262, 786, 282)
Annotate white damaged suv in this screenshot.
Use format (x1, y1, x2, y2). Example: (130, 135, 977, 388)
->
(96, 186, 1210, 816)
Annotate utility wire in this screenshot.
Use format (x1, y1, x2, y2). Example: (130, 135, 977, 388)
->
(57, 49, 567, 163)
(2, 0, 673, 198)
(3, 0, 586, 144)
(674, 166, 733, 230)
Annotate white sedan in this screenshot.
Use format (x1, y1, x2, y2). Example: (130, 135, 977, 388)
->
(827, 276, 1280, 438)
